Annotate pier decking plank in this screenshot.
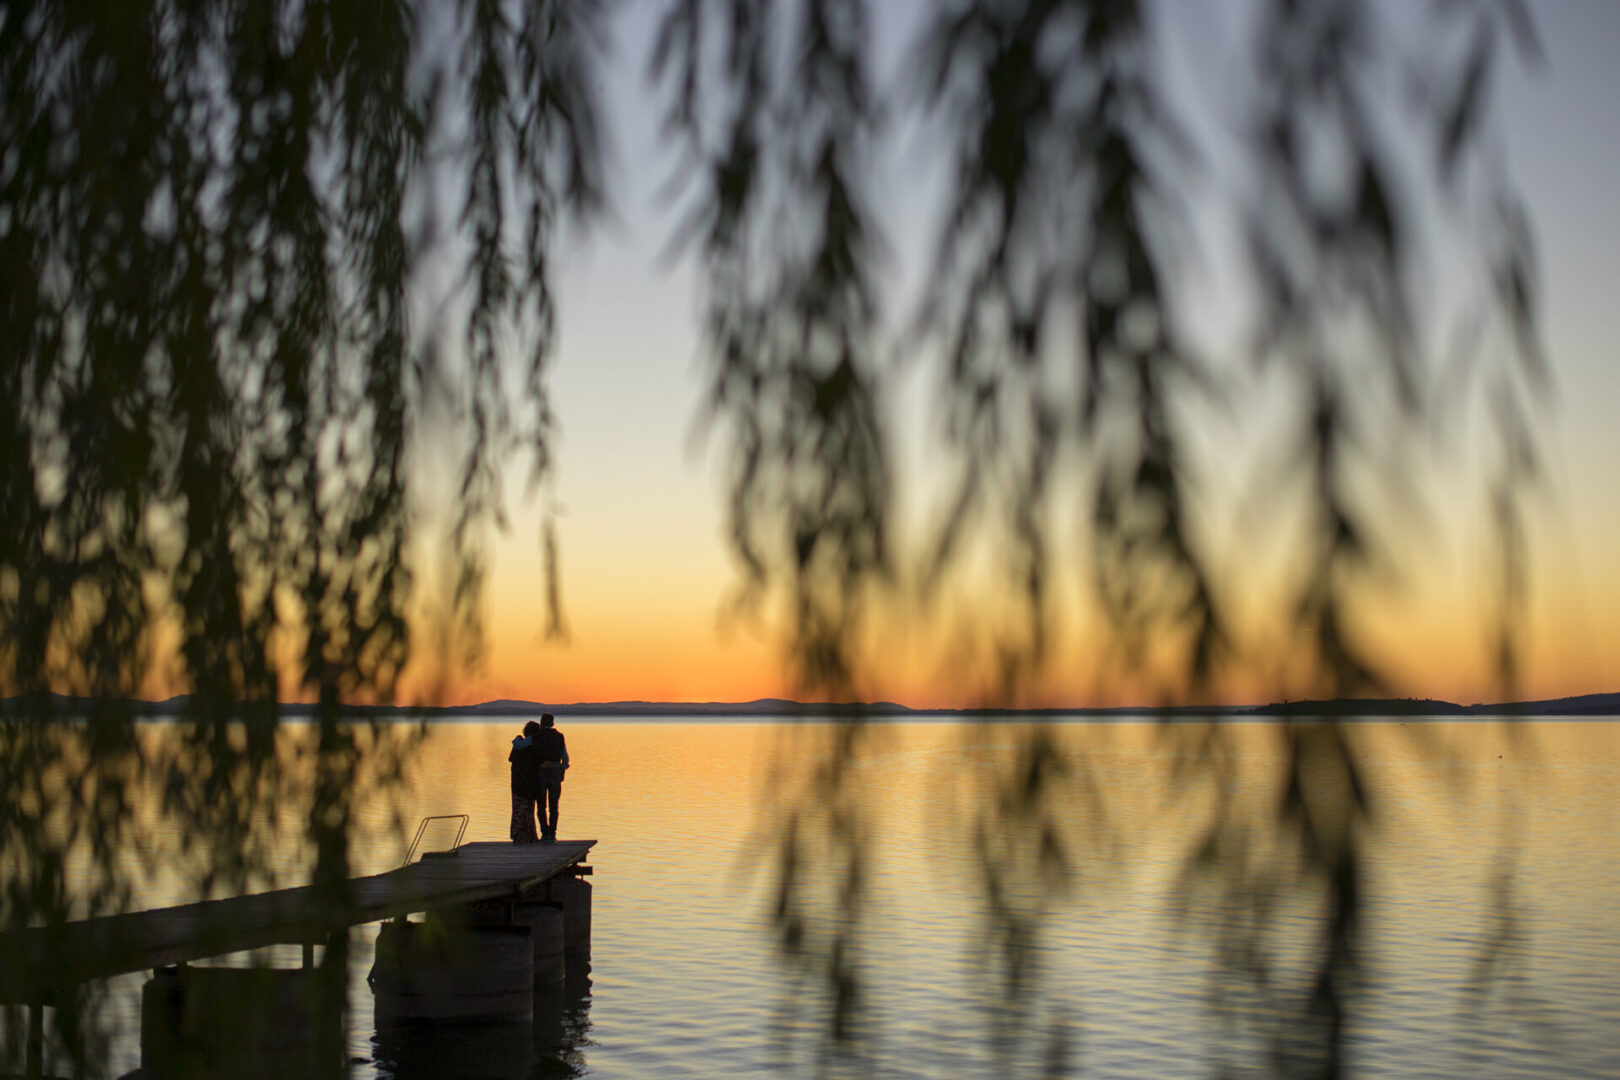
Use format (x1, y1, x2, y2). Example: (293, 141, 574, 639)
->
(0, 840, 594, 1003)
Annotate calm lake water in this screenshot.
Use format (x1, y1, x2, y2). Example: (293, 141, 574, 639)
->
(70, 719, 1620, 1077)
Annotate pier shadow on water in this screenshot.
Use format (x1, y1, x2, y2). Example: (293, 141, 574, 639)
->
(368, 956, 592, 1080)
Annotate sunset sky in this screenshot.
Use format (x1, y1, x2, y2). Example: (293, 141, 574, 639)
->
(423, 1, 1620, 710)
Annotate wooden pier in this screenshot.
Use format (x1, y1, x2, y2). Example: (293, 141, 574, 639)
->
(0, 840, 595, 1005)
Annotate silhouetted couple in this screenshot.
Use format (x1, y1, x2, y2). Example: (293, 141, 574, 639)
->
(509, 713, 569, 843)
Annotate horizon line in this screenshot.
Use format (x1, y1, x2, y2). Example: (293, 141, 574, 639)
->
(6, 689, 1619, 719)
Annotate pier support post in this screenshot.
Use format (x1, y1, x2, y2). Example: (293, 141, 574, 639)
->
(26, 998, 42, 1080)
(442, 896, 566, 981)
(544, 874, 592, 957)
(512, 902, 566, 982)
(369, 921, 534, 1023)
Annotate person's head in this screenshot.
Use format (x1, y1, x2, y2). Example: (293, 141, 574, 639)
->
(541, 713, 555, 730)
(522, 721, 541, 739)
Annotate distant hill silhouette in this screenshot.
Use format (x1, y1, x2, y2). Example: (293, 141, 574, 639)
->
(4, 690, 1618, 719)
(1248, 698, 1470, 717)
(1463, 691, 1620, 716)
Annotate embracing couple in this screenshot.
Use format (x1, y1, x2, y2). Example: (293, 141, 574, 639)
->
(509, 712, 569, 844)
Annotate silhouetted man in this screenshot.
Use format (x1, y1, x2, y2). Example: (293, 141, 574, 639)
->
(534, 713, 569, 842)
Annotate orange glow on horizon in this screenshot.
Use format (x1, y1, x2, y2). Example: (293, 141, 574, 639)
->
(101, 489, 1619, 712)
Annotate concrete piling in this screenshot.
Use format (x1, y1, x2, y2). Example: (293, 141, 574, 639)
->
(369, 922, 534, 1023)
(543, 873, 592, 958)
(512, 902, 566, 982)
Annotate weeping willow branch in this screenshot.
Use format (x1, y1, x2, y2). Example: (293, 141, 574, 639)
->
(0, 0, 602, 1070)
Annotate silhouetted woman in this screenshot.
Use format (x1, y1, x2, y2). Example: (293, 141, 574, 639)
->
(509, 720, 543, 843)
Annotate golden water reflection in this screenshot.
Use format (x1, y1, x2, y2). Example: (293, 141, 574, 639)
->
(16, 717, 1620, 1078)
(381, 718, 1618, 1079)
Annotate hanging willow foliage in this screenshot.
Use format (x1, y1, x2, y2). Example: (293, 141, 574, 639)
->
(2, 0, 602, 1071)
(2, 0, 1546, 1075)
(657, 0, 1543, 1073)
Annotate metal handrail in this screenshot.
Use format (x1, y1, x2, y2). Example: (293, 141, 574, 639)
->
(402, 814, 469, 867)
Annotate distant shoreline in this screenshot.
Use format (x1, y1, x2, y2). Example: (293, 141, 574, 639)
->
(4, 690, 1618, 720)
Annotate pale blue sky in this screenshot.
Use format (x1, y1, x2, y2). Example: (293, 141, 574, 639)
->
(470, 0, 1619, 706)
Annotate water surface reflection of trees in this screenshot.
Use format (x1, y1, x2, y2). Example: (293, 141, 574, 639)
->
(2, 0, 1551, 1076)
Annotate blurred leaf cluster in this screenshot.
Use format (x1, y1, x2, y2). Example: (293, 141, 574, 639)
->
(2, 0, 601, 1071)
(658, 0, 1544, 1075)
